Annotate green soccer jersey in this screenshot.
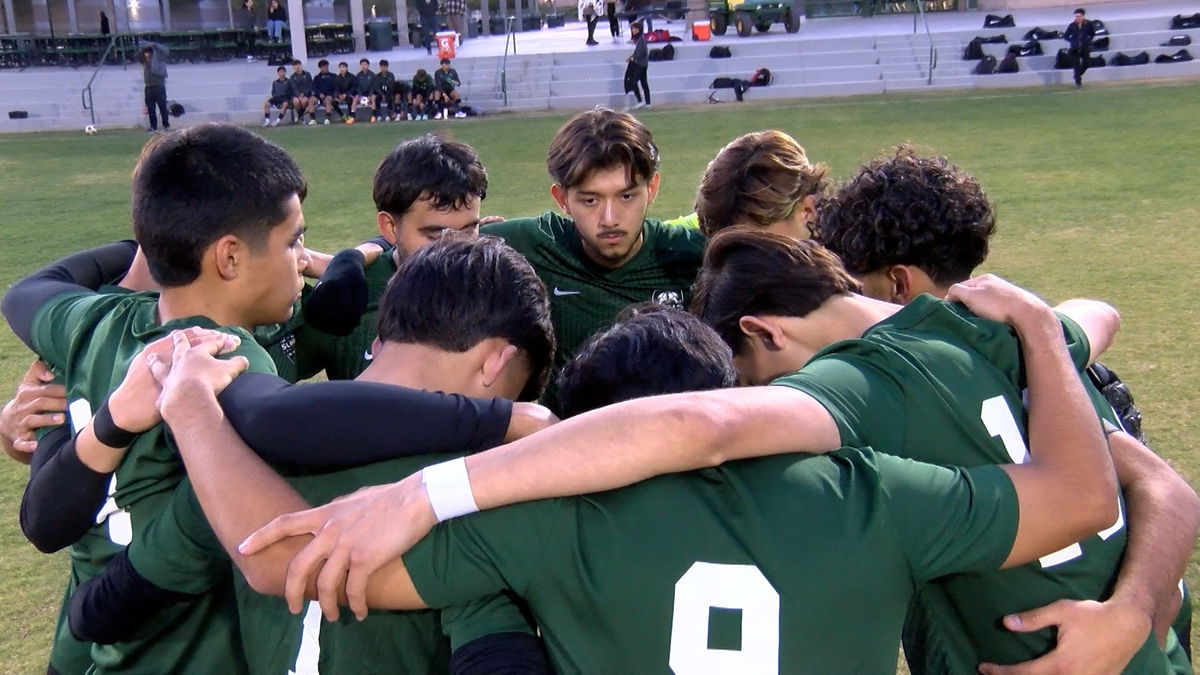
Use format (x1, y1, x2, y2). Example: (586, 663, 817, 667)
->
(130, 453, 535, 674)
(254, 288, 316, 384)
(772, 295, 1169, 673)
(483, 213, 705, 408)
(29, 289, 276, 674)
(404, 447, 1022, 673)
(291, 249, 399, 381)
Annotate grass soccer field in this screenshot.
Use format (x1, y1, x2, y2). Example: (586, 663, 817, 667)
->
(0, 78, 1197, 671)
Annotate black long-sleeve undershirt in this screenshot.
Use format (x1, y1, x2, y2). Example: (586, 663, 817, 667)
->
(21, 425, 112, 553)
(304, 248, 370, 336)
(218, 373, 513, 471)
(1, 240, 138, 347)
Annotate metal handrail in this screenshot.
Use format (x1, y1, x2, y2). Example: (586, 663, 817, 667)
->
(80, 33, 123, 126)
(911, 0, 937, 84)
(499, 16, 517, 106)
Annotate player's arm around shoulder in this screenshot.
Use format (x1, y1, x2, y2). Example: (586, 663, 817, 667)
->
(947, 275, 1117, 568)
(1054, 297, 1120, 365)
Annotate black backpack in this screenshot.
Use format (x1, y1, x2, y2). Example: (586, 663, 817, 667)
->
(648, 43, 675, 61)
(997, 52, 1019, 73)
(1111, 51, 1149, 66)
(709, 45, 731, 58)
(1090, 19, 1109, 36)
(1170, 13, 1200, 29)
(963, 38, 984, 60)
(1024, 27, 1061, 40)
(983, 14, 1014, 28)
(1055, 48, 1073, 69)
(1008, 40, 1041, 57)
(1087, 54, 1106, 67)
(1155, 49, 1194, 63)
(1091, 36, 1110, 51)
(973, 55, 997, 74)
(1163, 35, 1192, 47)
(750, 68, 773, 86)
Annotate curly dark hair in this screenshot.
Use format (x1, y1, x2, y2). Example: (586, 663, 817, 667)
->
(811, 146, 995, 286)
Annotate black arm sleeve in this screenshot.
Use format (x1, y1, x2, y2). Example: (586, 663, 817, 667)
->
(68, 548, 194, 645)
(450, 632, 554, 675)
(218, 373, 514, 471)
(1, 240, 138, 347)
(304, 248, 369, 336)
(20, 425, 112, 553)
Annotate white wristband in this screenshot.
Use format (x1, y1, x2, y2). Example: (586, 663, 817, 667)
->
(421, 457, 480, 523)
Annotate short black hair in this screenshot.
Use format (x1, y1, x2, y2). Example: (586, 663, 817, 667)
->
(291, 59, 301, 66)
(317, 59, 329, 67)
(338, 61, 348, 67)
(379, 59, 389, 66)
(692, 228, 860, 355)
(132, 124, 307, 287)
(359, 58, 369, 64)
(276, 66, 286, 73)
(810, 145, 995, 286)
(558, 305, 736, 417)
(377, 235, 555, 401)
(373, 133, 488, 216)
(1074, 7, 1086, 14)
(440, 57, 451, 64)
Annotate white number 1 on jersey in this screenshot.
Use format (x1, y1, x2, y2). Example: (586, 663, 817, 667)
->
(980, 395, 1123, 568)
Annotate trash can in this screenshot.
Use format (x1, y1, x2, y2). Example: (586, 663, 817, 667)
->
(692, 19, 711, 40)
(367, 18, 392, 51)
(436, 30, 456, 58)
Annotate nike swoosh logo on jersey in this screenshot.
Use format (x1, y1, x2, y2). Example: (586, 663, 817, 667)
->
(553, 287, 581, 296)
(363, 349, 374, 361)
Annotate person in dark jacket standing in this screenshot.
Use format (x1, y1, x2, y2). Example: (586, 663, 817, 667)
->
(241, 0, 258, 61)
(139, 41, 170, 132)
(1064, 7, 1096, 88)
(624, 21, 650, 109)
(100, 11, 110, 35)
(415, 0, 438, 55)
(605, 0, 619, 40)
(266, 0, 286, 42)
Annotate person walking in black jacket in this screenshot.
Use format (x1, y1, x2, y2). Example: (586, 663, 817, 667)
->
(1064, 7, 1096, 88)
(415, 0, 438, 55)
(623, 21, 650, 109)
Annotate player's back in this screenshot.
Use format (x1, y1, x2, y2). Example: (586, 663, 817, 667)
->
(404, 447, 1022, 674)
(775, 295, 1158, 671)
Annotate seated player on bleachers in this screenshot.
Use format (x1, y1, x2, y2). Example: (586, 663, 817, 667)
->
(433, 57, 463, 118)
(261, 66, 292, 126)
(376, 59, 398, 122)
(332, 61, 357, 122)
(354, 58, 378, 120)
(392, 77, 412, 121)
(312, 59, 337, 124)
(289, 59, 317, 125)
(409, 68, 435, 119)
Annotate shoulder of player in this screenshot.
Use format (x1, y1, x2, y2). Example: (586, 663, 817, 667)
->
(482, 212, 572, 249)
(643, 218, 706, 254)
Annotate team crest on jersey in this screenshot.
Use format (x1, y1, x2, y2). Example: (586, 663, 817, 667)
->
(651, 289, 685, 309)
(280, 333, 297, 363)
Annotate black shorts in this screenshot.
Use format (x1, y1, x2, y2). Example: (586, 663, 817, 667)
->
(269, 95, 289, 107)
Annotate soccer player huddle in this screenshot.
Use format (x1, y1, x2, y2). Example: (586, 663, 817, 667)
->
(0, 108, 1196, 674)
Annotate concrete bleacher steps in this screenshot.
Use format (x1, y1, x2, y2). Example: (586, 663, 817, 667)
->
(2, 4, 1198, 132)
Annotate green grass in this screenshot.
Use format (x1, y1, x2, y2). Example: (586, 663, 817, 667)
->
(1, 79, 1198, 672)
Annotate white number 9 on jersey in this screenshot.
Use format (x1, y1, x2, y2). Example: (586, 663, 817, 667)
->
(669, 562, 780, 674)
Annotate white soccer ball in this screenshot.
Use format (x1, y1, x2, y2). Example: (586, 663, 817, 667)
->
(84, 124, 97, 135)
(359, 96, 370, 107)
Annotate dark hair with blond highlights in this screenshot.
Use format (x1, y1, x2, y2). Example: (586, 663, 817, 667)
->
(811, 145, 995, 286)
(546, 107, 659, 190)
(692, 228, 860, 354)
(694, 130, 829, 236)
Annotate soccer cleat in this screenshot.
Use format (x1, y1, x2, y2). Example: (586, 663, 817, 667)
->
(306, 119, 316, 126)
(262, 117, 271, 127)
(454, 111, 467, 118)
(345, 117, 355, 124)
(434, 111, 443, 119)
(370, 116, 376, 123)
(323, 118, 330, 125)
(271, 117, 281, 126)
(407, 112, 414, 120)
